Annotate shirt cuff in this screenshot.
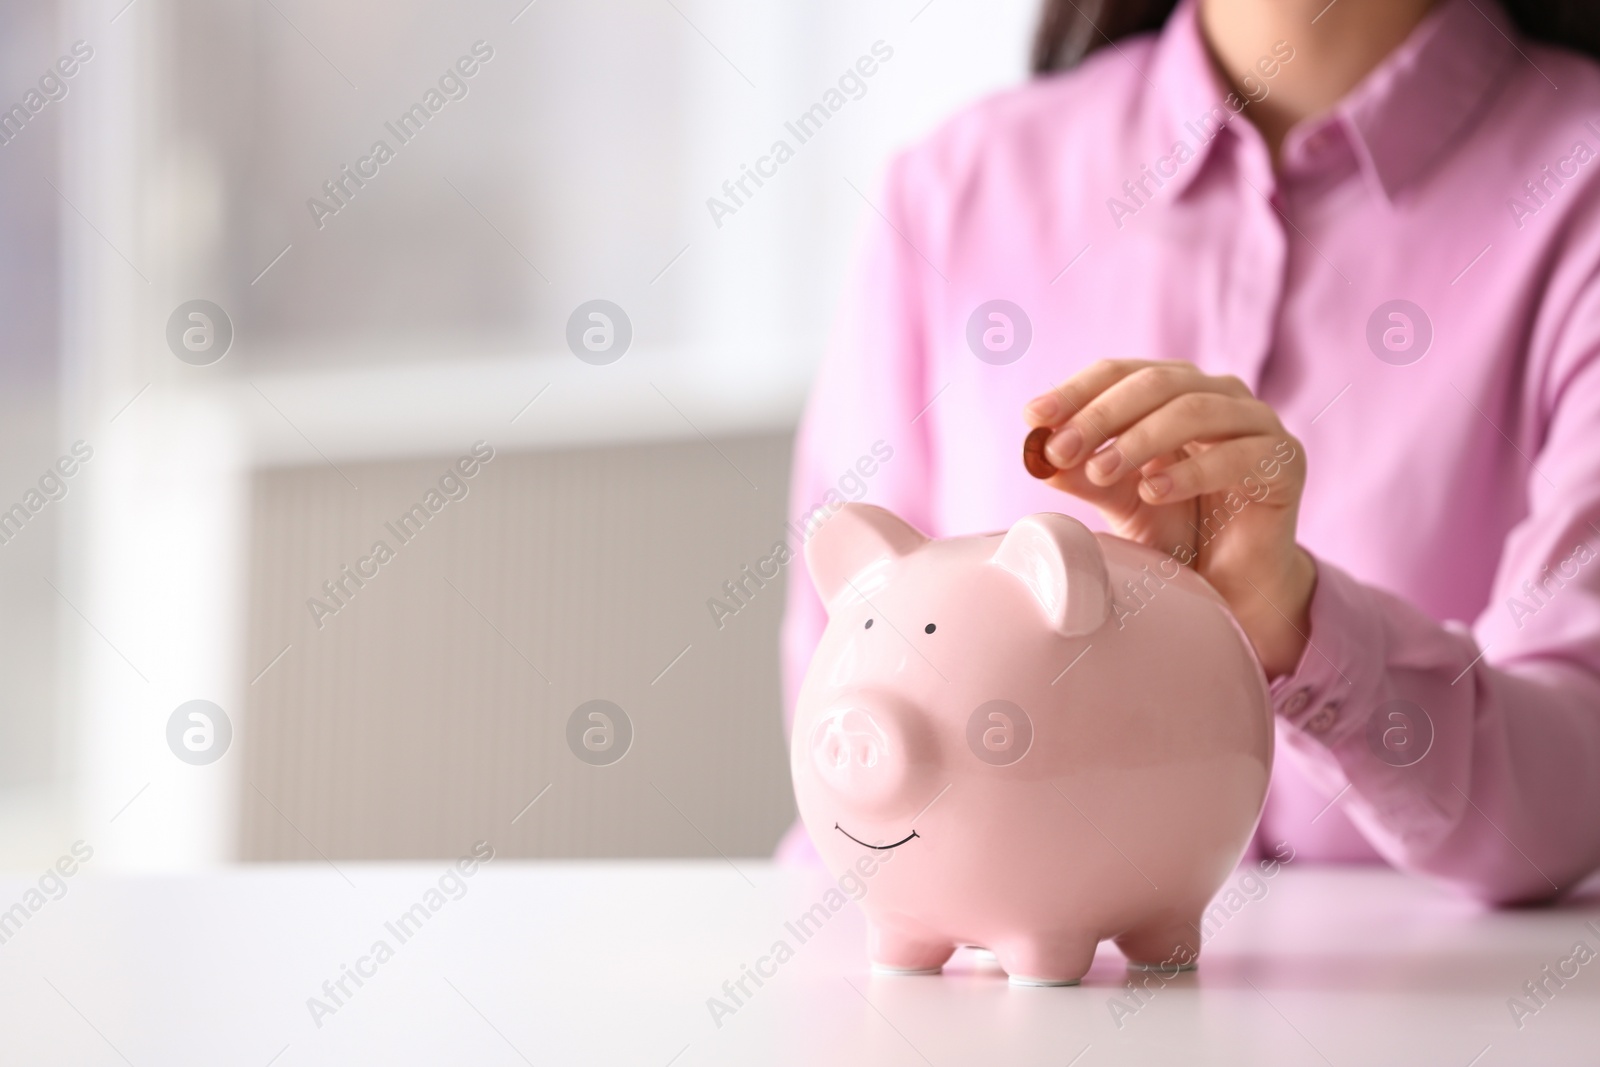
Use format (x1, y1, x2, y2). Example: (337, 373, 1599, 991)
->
(1266, 555, 1386, 745)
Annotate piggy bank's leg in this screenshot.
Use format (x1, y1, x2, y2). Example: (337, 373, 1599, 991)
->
(1114, 913, 1202, 972)
(995, 933, 1098, 986)
(867, 924, 955, 975)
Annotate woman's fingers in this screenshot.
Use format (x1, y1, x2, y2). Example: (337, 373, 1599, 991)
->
(1038, 362, 1199, 465)
(1082, 393, 1280, 486)
(1025, 359, 1294, 519)
(1024, 359, 1200, 428)
(1041, 452, 1146, 526)
(1034, 363, 1251, 468)
(1135, 434, 1302, 505)
(1026, 360, 1149, 428)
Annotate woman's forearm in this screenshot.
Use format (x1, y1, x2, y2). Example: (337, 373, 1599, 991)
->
(1269, 555, 1600, 905)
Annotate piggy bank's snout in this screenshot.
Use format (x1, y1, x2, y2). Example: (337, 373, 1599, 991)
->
(808, 701, 924, 813)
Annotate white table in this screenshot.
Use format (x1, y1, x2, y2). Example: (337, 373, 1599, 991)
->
(2, 861, 1597, 1065)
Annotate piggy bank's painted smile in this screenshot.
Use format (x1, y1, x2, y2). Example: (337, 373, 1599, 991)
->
(835, 824, 919, 850)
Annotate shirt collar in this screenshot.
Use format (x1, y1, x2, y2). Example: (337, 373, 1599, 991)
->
(1145, 0, 1521, 204)
(1335, 0, 1520, 201)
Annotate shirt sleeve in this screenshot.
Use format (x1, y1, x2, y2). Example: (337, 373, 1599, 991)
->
(774, 154, 940, 860)
(1269, 277, 1600, 905)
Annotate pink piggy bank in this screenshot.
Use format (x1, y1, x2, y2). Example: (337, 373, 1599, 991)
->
(791, 503, 1273, 985)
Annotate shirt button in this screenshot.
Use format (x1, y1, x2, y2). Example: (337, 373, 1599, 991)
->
(1303, 126, 1338, 156)
(1282, 687, 1312, 715)
(1303, 702, 1341, 735)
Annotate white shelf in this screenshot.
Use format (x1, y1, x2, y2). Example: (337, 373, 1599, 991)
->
(211, 347, 813, 468)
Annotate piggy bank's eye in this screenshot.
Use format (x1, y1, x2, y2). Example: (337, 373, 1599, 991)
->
(864, 618, 874, 629)
(924, 623, 936, 634)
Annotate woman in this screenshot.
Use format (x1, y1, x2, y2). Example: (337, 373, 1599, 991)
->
(778, 0, 1600, 904)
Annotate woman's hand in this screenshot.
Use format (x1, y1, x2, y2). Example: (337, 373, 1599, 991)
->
(1024, 360, 1315, 678)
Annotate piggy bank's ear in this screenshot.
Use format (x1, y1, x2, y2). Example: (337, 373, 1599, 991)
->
(805, 503, 929, 608)
(990, 513, 1110, 637)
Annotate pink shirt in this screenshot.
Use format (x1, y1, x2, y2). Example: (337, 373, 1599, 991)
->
(779, 0, 1600, 903)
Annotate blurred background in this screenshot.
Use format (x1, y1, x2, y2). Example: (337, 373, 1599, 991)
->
(0, 0, 1038, 871)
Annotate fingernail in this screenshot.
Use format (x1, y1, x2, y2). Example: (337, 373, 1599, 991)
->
(1143, 473, 1173, 498)
(1087, 450, 1121, 480)
(1026, 394, 1060, 421)
(1045, 426, 1083, 467)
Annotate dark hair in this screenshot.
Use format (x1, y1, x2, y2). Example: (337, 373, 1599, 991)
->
(1031, 0, 1600, 74)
